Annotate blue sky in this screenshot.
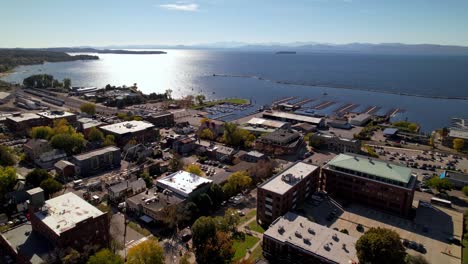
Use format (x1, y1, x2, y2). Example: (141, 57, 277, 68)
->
(2, 0, 468, 47)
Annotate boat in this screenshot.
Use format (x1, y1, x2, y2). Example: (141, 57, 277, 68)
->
(276, 51, 297, 54)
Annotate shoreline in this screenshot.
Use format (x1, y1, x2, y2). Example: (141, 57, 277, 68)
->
(212, 74, 468, 101)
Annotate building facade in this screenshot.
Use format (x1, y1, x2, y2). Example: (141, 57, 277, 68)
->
(72, 146, 121, 177)
(257, 162, 320, 225)
(309, 132, 361, 154)
(254, 129, 304, 156)
(144, 111, 175, 128)
(322, 154, 416, 217)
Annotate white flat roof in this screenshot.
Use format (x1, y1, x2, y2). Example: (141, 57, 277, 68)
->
(264, 111, 323, 125)
(247, 117, 287, 128)
(7, 113, 41, 122)
(34, 192, 105, 235)
(449, 129, 468, 140)
(37, 111, 75, 119)
(260, 162, 318, 195)
(156, 170, 212, 198)
(100, 120, 155, 135)
(264, 212, 358, 264)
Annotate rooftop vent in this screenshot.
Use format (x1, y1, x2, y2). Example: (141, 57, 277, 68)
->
(295, 231, 302, 238)
(303, 238, 310, 245)
(332, 234, 339, 242)
(308, 228, 315, 235)
(324, 243, 331, 251)
(278, 225, 285, 234)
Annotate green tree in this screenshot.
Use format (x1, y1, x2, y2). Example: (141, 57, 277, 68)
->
(165, 89, 173, 100)
(453, 138, 465, 152)
(169, 155, 183, 172)
(219, 208, 240, 233)
(127, 239, 165, 264)
(426, 176, 453, 192)
(462, 186, 468, 196)
(0, 166, 17, 199)
(26, 168, 51, 187)
(0, 145, 17, 167)
(50, 132, 85, 155)
(223, 122, 241, 146)
(195, 193, 213, 215)
(199, 128, 215, 140)
(405, 255, 429, 264)
(23, 74, 54, 88)
(87, 127, 104, 143)
(356, 227, 406, 264)
(140, 172, 153, 188)
(197, 231, 234, 264)
(40, 178, 63, 198)
(63, 78, 72, 90)
(80, 103, 96, 116)
(87, 249, 124, 264)
(222, 171, 252, 196)
(31, 126, 54, 139)
(408, 123, 418, 132)
(185, 163, 203, 176)
(61, 249, 81, 264)
(103, 134, 116, 146)
(196, 94, 206, 105)
(179, 254, 190, 264)
(207, 183, 225, 207)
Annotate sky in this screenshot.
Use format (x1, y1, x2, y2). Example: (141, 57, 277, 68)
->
(2, 0, 468, 48)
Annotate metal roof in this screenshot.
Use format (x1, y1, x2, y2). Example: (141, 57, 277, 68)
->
(100, 120, 155, 135)
(325, 154, 413, 185)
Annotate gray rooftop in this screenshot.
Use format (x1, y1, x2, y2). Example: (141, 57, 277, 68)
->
(259, 162, 319, 195)
(325, 154, 414, 187)
(263, 111, 324, 125)
(73, 146, 120, 161)
(7, 113, 41, 122)
(37, 111, 75, 120)
(126, 187, 184, 213)
(264, 212, 358, 264)
(449, 129, 468, 140)
(260, 129, 300, 144)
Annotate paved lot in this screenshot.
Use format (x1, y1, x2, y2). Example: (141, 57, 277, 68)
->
(302, 197, 463, 264)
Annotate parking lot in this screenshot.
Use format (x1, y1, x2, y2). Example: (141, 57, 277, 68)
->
(302, 196, 463, 264)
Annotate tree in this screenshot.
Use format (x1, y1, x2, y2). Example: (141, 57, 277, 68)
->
(196, 94, 206, 105)
(199, 128, 215, 140)
(185, 163, 203, 176)
(356, 227, 406, 264)
(195, 193, 213, 215)
(50, 132, 85, 155)
(169, 155, 183, 172)
(127, 239, 165, 264)
(223, 171, 252, 196)
(197, 231, 234, 264)
(40, 178, 63, 198)
(220, 208, 240, 233)
(31, 126, 54, 139)
(0, 166, 17, 199)
(63, 78, 71, 90)
(53, 119, 73, 135)
(80, 103, 96, 116)
(87, 249, 123, 264)
(453, 138, 465, 152)
(405, 255, 429, 264)
(87, 127, 104, 143)
(223, 123, 241, 146)
(463, 186, 468, 196)
(208, 183, 225, 207)
(0, 145, 17, 167)
(165, 89, 173, 100)
(23, 74, 54, 88)
(426, 176, 453, 192)
(103, 134, 116, 146)
(179, 254, 190, 264)
(140, 172, 153, 188)
(62, 248, 81, 264)
(26, 169, 51, 187)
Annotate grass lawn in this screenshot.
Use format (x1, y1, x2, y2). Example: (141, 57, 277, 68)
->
(239, 209, 257, 225)
(248, 221, 265, 234)
(248, 243, 264, 262)
(127, 221, 151, 237)
(232, 233, 260, 262)
(191, 98, 249, 110)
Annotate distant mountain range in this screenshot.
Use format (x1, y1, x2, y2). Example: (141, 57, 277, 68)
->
(79, 42, 468, 55)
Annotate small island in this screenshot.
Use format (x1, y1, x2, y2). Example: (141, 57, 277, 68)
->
(276, 51, 297, 54)
(0, 49, 98, 73)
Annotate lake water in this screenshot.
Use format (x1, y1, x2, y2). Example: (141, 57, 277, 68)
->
(2, 50, 468, 132)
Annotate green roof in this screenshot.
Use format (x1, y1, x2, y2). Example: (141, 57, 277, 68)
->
(326, 154, 413, 185)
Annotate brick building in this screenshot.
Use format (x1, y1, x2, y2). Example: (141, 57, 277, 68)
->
(257, 161, 320, 225)
(37, 110, 77, 126)
(322, 154, 416, 217)
(5, 113, 47, 135)
(254, 129, 304, 155)
(144, 111, 175, 128)
(263, 212, 358, 264)
(72, 146, 121, 177)
(100, 120, 157, 146)
(309, 132, 361, 154)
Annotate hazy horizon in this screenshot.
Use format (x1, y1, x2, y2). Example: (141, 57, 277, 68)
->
(2, 0, 468, 48)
